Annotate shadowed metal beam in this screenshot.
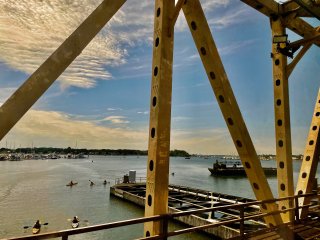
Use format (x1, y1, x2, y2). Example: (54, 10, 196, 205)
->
(288, 33, 320, 50)
(292, 0, 320, 20)
(286, 31, 320, 76)
(182, 0, 283, 227)
(0, 0, 126, 141)
(287, 43, 312, 77)
(283, 1, 313, 17)
(171, 0, 184, 26)
(241, 0, 320, 47)
(284, 16, 320, 47)
(241, 0, 279, 16)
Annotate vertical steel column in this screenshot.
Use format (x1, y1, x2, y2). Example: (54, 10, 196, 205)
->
(0, 0, 126, 141)
(271, 16, 294, 223)
(296, 89, 320, 219)
(182, 0, 282, 227)
(144, 0, 174, 237)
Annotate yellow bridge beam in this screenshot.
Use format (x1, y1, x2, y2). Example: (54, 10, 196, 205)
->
(182, 0, 283, 227)
(296, 89, 320, 218)
(144, 0, 175, 237)
(0, 0, 126, 141)
(271, 15, 294, 223)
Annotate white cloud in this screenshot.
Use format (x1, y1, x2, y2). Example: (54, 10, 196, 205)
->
(218, 39, 257, 56)
(175, 0, 251, 32)
(171, 128, 236, 154)
(187, 54, 200, 61)
(2, 110, 146, 149)
(207, 6, 253, 29)
(0, 88, 16, 104)
(172, 116, 191, 122)
(1, 109, 234, 153)
(103, 115, 129, 124)
(201, 0, 231, 9)
(0, 0, 254, 90)
(274, 0, 290, 2)
(107, 107, 122, 111)
(181, 39, 256, 68)
(137, 111, 148, 115)
(0, 0, 125, 89)
(0, 108, 306, 154)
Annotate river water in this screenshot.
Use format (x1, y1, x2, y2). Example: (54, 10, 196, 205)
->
(0, 156, 318, 239)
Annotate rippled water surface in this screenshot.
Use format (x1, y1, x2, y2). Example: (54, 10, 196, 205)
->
(0, 156, 318, 239)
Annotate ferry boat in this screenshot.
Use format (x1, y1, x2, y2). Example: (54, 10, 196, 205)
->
(208, 161, 277, 176)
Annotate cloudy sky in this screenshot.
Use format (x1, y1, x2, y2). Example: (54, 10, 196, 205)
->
(0, 0, 319, 154)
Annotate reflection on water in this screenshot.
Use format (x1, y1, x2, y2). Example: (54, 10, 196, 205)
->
(0, 156, 317, 239)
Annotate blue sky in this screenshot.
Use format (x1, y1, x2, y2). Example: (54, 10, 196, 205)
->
(0, 0, 319, 154)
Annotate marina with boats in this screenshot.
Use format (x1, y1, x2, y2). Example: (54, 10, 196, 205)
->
(0, 152, 87, 161)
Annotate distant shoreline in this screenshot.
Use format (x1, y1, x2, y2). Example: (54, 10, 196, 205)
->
(0, 147, 190, 158)
(0, 147, 304, 161)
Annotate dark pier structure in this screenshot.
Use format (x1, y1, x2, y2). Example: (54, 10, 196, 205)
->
(110, 183, 320, 239)
(111, 183, 266, 239)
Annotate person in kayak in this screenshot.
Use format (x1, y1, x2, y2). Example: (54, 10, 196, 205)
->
(103, 180, 107, 185)
(89, 180, 95, 186)
(69, 180, 74, 186)
(33, 220, 41, 229)
(72, 216, 79, 224)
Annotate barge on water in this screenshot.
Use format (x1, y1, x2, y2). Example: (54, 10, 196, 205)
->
(110, 183, 268, 239)
(208, 161, 277, 176)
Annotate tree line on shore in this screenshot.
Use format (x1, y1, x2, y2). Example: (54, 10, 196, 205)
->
(0, 147, 190, 157)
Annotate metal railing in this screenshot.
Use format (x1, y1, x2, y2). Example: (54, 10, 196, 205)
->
(2, 192, 319, 240)
(115, 176, 147, 185)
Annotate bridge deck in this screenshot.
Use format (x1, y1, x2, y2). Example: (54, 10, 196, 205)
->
(231, 218, 320, 240)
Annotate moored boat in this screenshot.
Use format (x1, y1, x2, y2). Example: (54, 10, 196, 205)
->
(208, 161, 277, 176)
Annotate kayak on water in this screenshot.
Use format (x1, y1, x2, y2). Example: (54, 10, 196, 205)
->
(24, 221, 48, 234)
(32, 220, 41, 234)
(71, 222, 79, 228)
(71, 216, 79, 228)
(66, 182, 78, 187)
